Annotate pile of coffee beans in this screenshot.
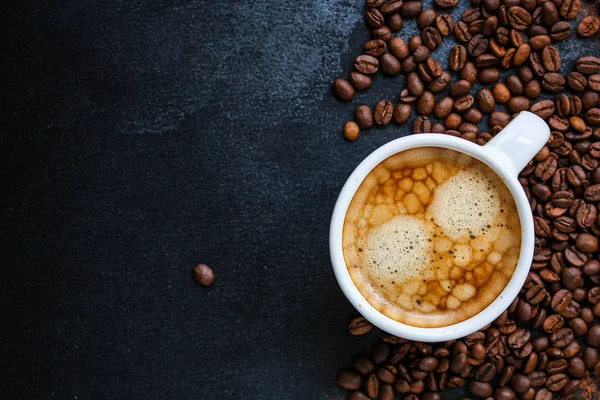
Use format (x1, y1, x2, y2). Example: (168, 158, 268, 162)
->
(333, 0, 600, 399)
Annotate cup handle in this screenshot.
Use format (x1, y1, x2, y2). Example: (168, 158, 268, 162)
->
(483, 111, 550, 177)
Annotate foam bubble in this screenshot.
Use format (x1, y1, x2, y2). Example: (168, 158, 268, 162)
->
(365, 215, 434, 284)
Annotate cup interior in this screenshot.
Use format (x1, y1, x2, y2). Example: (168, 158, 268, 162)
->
(330, 134, 535, 342)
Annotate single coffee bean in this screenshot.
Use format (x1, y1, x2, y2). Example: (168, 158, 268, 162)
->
(388, 37, 409, 60)
(576, 203, 596, 228)
(493, 83, 511, 103)
(505, 75, 523, 95)
(379, 384, 394, 400)
(434, 97, 454, 119)
(524, 80, 542, 99)
(511, 373, 531, 393)
(365, 8, 385, 28)
(372, 341, 390, 364)
(355, 105, 374, 129)
(407, 72, 424, 97)
(418, 356, 439, 372)
(489, 111, 510, 129)
(422, 27, 442, 50)
(543, 73, 565, 92)
(435, 0, 458, 8)
(476, 88, 495, 112)
(508, 329, 530, 349)
(354, 55, 379, 75)
(542, 46, 561, 72)
(551, 289, 572, 313)
(569, 318, 588, 336)
(376, 365, 396, 384)
(589, 287, 600, 305)
(469, 381, 492, 397)
(468, 34, 489, 57)
(479, 67, 500, 84)
(353, 357, 374, 375)
(550, 21, 572, 41)
(365, 373, 380, 397)
(393, 103, 412, 125)
(560, 0, 580, 20)
(508, 6, 532, 31)
(365, 0, 384, 7)
(374, 100, 393, 125)
(348, 316, 372, 335)
(589, 75, 600, 91)
(579, 16, 600, 37)
(514, 43, 531, 66)
(542, 1, 559, 26)
(371, 26, 392, 41)
(545, 373, 567, 392)
(338, 370, 361, 390)
(399, 0, 422, 17)
(412, 45, 429, 63)
(591, 325, 600, 347)
(543, 314, 564, 333)
(449, 45, 467, 71)
(508, 96, 530, 113)
(528, 371, 546, 387)
(332, 79, 356, 101)
(586, 108, 600, 125)
(584, 347, 599, 369)
(429, 71, 451, 93)
(530, 100, 554, 118)
(549, 327, 574, 348)
(568, 72, 587, 91)
(435, 14, 454, 36)
(416, 92, 435, 116)
(576, 232, 598, 253)
(449, 80, 471, 98)
(463, 108, 482, 124)
(413, 116, 431, 134)
(387, 13, 404, 31)
(364, 39, 387, 57)
(193, 263, 215, 286)
(399, 88, 417, 103)
(344, 121, 360, 141)
(585, 184, 600, 202)
(380, 53, 401, 76)
(577, 56, 600, 74)
(348, 72, 372, 92)
(529, 35, 551, 51)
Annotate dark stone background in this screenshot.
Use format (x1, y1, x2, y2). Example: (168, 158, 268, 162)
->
(0, 0, 598, 399)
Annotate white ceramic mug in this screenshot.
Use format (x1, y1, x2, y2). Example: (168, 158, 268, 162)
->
(330, 111, 550, 342)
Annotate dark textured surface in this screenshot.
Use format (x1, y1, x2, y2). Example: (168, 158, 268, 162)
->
(0, 1, 598, 399)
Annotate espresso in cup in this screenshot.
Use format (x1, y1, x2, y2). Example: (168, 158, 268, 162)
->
(342, 147, 522, 328)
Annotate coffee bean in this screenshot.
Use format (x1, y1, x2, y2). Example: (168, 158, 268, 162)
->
(551, 21, 572, 41)
(398, 0, 421, 17)
(344, 121, 360, 141)
(543, 314, 564, 334)
(374, 100, 393, 125)
(422, 27, 442, 50)
(468, 34, 489, 57)
(365, 373, 380, 397)
(355, 105, 374, 129)
(475, 88, 495, 113)
(338, 370, 361, 390)
(418, 356, 438, 372)
(378, 384, 394, 400)
(353, 357, 374, 376)
(530, 100, 554, 119)
(389, 37, 409, 60)
(577, 56, 600, 74)
(412, 45, 429, 63)
(387, 13, 404, 31)
(418, 10, 436, 29)
(549, 327, 574, 348)
(407, 72, 424, 97)
(543, 73, 566, 92)
(584, 347, 599, 369)
(546, 373, 567, 392)
(365, 0, 384, 7)
(508, 96, 530, 113)
(513, 43, 531, 66)
(392, 104, 412, 126)
(575, 232, 598, 253)
(492, 82, 511, 104)
(449, 45, 467, 71)
(528, 371, 547, 387)
(511, 373, 531, 394)
(435, 0, 458, 8)
(560, 0, 580, 20)
(541, 1, 559, 26)
(479, 67, 500, 84)
(193, 263, 215, 286)
(489, 111, 510, 129)
(332, 79, 356, 101)
(354, 55, 379, 75)
(371, 26, 392, 41)
(416, 92, 435, 116)
(469, 381, 492, 397)
(364, 40, 387, 57)
(413, 116, 432, 134)
(508, 6, 532, 31)
(400, 88, 417, 104)
(590, 325, 600, 347)
(372, 341, 390, 364)
(365, 8, 385, 28)
(376, 364, 397, 384)
(380, 53, 401, 76)
(589, 74, 600, 91)
(551, 289, 572, 313)
(349, 391, 369, 400)
(579, 16, 600, 37)
(435, 14, 454, 36)
(433, 97, 454, 119)
(586, 108, 600, 125)
(585, 184, 600, 202)
(529, 35, 551, 51)
(429, 71, 451, 93)
(542, 46, 561, 72)
(568, 72, 587, 92)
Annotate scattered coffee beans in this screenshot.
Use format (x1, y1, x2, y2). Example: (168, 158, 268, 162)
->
(193, 263, 214, 286)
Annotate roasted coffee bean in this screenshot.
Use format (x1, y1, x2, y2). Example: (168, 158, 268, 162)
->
(364, 39, 387, 57)
(417, 9, 436, 29)
(338, 370, 361, 390)
(543, 314, 564, 334)
(529, 35, 551, 51)
(535, 157, 558, 181)
(508, 6, 532, 31)
(568, 72, 587, 91)
(365, 8, 385, 28)
(392, 103, 411, 126)
(542, 47, 561, 72)
(546, 359, 567, 375)
(589, 287, 600, 305)
(395, 1, 418, 16)
(508, 329, 530, 349)
(546, 373, 567, 392)
(371, 26, 392, 41)
(387, 13, 404, 31)
(582, 92, 599, 109)
(513, 43, 531, 66)
(348, 317, 372, 335)
(550, 21, 572, 41)
(469, 381, 492, 397)
(577, 56, 600, 74)
(493, 83, 511, 103)
(551, 289, 572, 313)
(430, 71, 451, 93)
(434, 97, 454, 119)
(560, 0, 580, 20)
(365, 373, 380, 397)
(380, 53, 401, 76)
(575, 232, 598, 253)
(550, 328, 574, 348)
(435, 0, 458, 8)
(372, 341, 390, 364)
(413, 116, 431, 134)
(365, 0, 384, 7)
(349, 391, 369, 400)
(379, 384, 394, 400)
(332, 79, 356, 101)
(586, 108, 600, 125)
(388, 37, 409, 60)
(348, 72, 372, 91)
(468, 34, 489, 57)
(524, 80, 542, 99)
(455, 21, 472, 42)
(374, 100, 393, 125)
(530, 100, 554, 118)
(449, 45, 467, 71)
(489, 111, 510, 128)
(448, 79, 471, 98)
(543, 73, 565, 92)
(463, 108, 482, 124)
(412, 45, 429, 63)
(418, 357, 438, 372)
(476, 88, 495, 112)
(193, 263, 214, 286)
(354, 55, 379, 75)
(355, 105, 374, 129)
(461, 62, 478, 84)
(588, 325, 600, 347)
(508, 96, 530, 113)
(422, 27, 442, 50)
(436, 14, 454, 36)
(354, 357, 374, 376)
(479, 67, 500, 84)
(376, 364, 397, 384)
(511, 373, 531, 393)
(579, 16, 600, 37)
(584, 347, 599, 369)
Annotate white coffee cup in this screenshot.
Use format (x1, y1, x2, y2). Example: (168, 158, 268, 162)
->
(330, 111, 550, 342)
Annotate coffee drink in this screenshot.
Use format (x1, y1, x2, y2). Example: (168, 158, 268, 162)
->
(342, 147, 521, 328)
